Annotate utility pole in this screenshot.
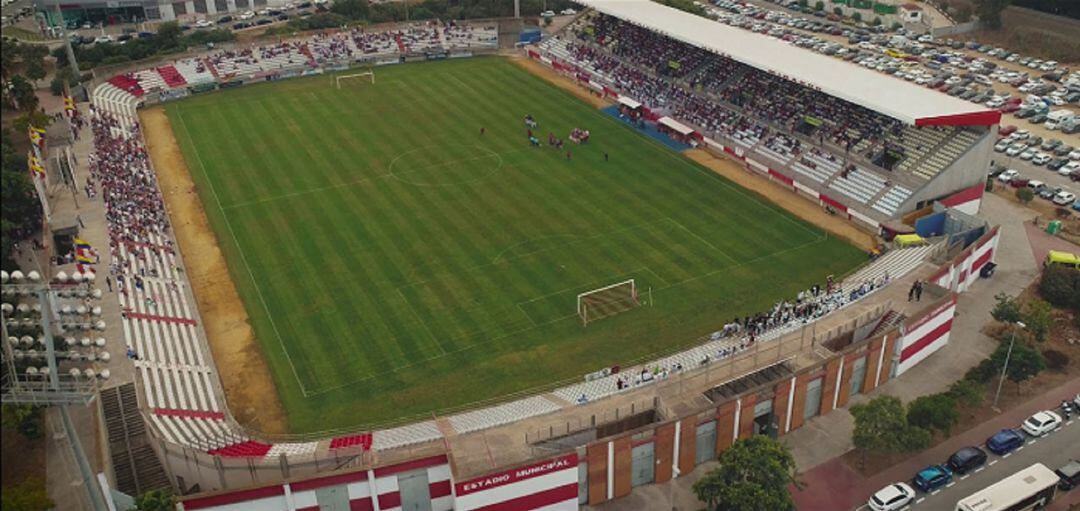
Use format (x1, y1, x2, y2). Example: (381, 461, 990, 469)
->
(992, 321, 1025, 411)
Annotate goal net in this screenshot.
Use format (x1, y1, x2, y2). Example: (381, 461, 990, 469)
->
(578, 279, 639, 326)
(336, 71, 375, 89)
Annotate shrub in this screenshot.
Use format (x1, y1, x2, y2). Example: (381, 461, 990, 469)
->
(815, 1, 825, 10)
(872, 16, 882, 25)
(1039, 264, 1080, 311)
(1016, 187, 1034, 204)
(1042, 349, 1068, 371)
(852, 11, 861, 21)
(907, 393, 959, 436)
(964, 358, 998, 383)
(834, 6, 843, 15)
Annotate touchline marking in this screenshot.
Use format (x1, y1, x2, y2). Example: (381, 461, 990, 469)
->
(176, 108, 310, 396)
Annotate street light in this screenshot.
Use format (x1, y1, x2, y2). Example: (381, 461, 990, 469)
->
(992, 320, 1025, 411)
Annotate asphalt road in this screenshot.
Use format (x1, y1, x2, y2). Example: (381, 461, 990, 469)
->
(857, 413, 1080, 511)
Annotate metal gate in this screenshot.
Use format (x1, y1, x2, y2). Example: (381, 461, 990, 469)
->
(315, 485, 350, 511)
(631, 443, 655, 487)
(850, 356, 868, 397)
(804, 378, 823, 421)
(695, 421, 717, 465)
(398, 470, 432, 511)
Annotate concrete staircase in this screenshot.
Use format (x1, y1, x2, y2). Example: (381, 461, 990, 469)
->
(101, 383, 171, 496)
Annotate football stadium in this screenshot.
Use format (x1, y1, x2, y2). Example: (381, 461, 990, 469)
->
(3, 0, 1016, 507)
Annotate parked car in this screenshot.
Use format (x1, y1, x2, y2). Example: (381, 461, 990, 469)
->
(1022, 410, 1062, 437)
(946, 447, 987, 475)
(985, 428, 1025, 454)
(1057, 460, 1080, 491)
(868, 483, 916, 511)
(997, 169, 1020, 182)
(999, 125, 1018, 136)
(1053, 191, 1077, 206)
(994, 140, 1011, 152)
(1033, 153, 1052, 165)
(1049, 159, 1069, 171)
(1038, 185, 1061, 200)
(913, 465, 953, 492)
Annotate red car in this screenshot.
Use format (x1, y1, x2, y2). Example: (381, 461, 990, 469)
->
(999, 125, 1018, 136)
(999, 103, 1022, 113)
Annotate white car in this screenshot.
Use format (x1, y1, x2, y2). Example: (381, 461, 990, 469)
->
(560, 8, 577, 15)
(1069, 150, 1080, 161)
(238, 10, 254, 19)
(1014, 129, 1031, 139)
(1022, 410, 1062, 437)
(868, 483, 915, 511)
(994, 140, 1011, 152)
(1052, 191, 1076, 205)
(1032, 153, 1052, 165)
(1020, 149, 1037, 160)
(997, 169, 1020, 182)
(540, 9, 555, 17)
(1062, 162, 1080, 176)
(94, 35, 113, 44)
(1006, 145, 1026, 157)
(195, 19, 213, 28)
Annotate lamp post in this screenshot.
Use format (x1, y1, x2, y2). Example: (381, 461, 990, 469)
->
(992, 321, 1025, 411)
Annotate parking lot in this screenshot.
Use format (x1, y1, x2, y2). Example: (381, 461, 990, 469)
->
(709, 0, 1080, 143)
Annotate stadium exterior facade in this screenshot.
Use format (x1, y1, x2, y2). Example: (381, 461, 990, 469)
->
(74, 4, 1008, 508)
(33, 0, 286, 25)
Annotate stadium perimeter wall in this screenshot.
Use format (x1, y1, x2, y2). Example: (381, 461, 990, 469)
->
(173, 225, 1001, 511)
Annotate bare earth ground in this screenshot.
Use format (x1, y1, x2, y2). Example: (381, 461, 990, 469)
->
(140, 107, 288, 435)
(683, 149, 878, 251)
(967, 7, 1080, 64)
(509, 54, 614, 109)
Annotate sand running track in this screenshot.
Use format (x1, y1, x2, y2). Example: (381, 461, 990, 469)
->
(141, 106, 289, 435)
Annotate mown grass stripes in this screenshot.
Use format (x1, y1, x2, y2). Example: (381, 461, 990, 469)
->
(167, 57, 865, 432)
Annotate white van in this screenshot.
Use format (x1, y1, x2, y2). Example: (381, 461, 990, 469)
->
(1045, 110, 1077, 131)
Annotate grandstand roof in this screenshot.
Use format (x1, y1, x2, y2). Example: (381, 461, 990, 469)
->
(573, 0, 1002, 127)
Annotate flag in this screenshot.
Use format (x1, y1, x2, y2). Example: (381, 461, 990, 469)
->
(27, 152, 45, 178)
(74, 238, 95, 265)
(64, 94, 76, 117)
(28, 125, 45, 148)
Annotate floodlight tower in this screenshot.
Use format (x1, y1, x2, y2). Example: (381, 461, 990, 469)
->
(2, 269, 108, 511)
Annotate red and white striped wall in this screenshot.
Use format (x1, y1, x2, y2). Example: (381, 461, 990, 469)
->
(179, 455, 452, 511)
(896, 294, 957, 375)
(453, 453, 579, 511)
(938, 183, 985, 217)
(928, 226, 1000, 293)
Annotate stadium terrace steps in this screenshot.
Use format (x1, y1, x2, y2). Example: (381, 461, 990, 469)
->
(102, 384, 171, 496)
(839, 243, 936, 292)
(448, 396, 562, 434)
(157, 65, 188, 88)
(107, 74, 144, 96)
(827, 166, 887, 204)
(372, 421, 442, 451)
(871, 185, 914, 217)
(265, 442, 320, 458)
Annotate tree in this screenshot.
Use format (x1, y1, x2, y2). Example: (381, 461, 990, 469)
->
(850, 396, 931, 468)
(135, 489, 175, 511)
(1039, 264, 1080, 310)
(815, 0, 825, 10)
(834, 6, 843, 14)
(974, 0, 1011, 29)
(872, 16, 882, 25)
(156, 21, 183, 51)
(331, 0, 370, 20)
(990, 341, 1045, 393)
(947, 378, 984, 408)
(1, 129, 42, 266)
(991, 292, 1021, 324)
(1, 404, 43, 439)
(1021, 299, 1052, 343)
(0, 477, 54, 511)
(6, 74, 38, 112)
(692, 436, 801, 511)
(852, 11, 862, 21)
(1016, 187, 1034, 204)
(907, 394, 960, 436)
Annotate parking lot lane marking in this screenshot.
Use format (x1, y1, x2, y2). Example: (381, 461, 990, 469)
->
(946, 482, 956, 488)
(960, 475, 969, 480)
(1003, 453, 1012, 458)
(988, 460, 997, 466)
(1018, 446, 1025, 451)
(931, 490, 941, 496)
(975, 466, 986, 472)
(916, 498, 926, 504)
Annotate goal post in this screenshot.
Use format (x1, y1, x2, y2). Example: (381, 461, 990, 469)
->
(335, 71, 375, 89)
(577, 279, 639, 326)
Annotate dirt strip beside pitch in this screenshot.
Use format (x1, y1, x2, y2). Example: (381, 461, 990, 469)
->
(683, 149, 878, 252)
(140, 106, 289, 435)
(508, 54, 614, 109)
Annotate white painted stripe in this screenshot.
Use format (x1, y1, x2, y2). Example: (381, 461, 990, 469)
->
(974, 467, 985, 473)
(987, 460, 997, 466)
(784, 376, 796, 433)
(733, 398, 742, 442)
(1003, 453, 1012, 458)
(672, 420, 681, 477)
(916, 497, 925, 504)
(454, 468, 578, 510)
(874, 334, 886, 387)
(832, 361, 843, 411)
(946, 482, 956, 488)
(607, 441, 614, 501)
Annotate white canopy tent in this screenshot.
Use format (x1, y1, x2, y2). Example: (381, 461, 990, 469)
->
(658, 116, 695, 135)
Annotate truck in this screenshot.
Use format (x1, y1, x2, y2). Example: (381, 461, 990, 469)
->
(1045, 110, 1077, 131)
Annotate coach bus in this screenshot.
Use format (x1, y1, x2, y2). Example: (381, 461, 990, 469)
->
(955, 463, 1060, 511)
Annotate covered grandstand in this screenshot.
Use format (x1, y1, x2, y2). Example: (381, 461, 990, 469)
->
(532, 0, 999, 227)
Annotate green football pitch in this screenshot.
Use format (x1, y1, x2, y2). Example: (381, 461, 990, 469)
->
(166, 57, 865, 433)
